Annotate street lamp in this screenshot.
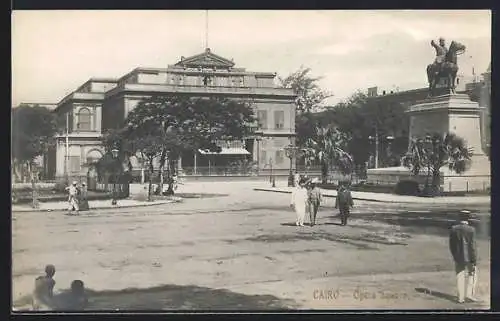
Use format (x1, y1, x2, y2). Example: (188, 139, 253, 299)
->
(283, 144, 299, 187)
(269, 157, 276, 187)
(111, 148, 119, 205)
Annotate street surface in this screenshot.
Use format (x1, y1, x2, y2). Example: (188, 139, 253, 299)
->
(12, 181, 491, 310)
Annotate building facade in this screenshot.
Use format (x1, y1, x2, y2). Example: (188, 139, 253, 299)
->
(45, 49, 296, 180)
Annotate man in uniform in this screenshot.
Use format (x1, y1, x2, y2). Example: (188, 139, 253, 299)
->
(335, 182, 354, 226)
(431, 37, 448, 65)
(449, 210, 479, 303)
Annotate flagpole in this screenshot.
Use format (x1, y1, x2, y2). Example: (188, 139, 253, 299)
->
(205, 10, 209, 49)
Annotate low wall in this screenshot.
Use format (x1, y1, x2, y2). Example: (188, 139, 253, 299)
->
(366, 167, 491, 192)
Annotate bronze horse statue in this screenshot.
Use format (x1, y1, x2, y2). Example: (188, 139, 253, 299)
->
(426, 40, 466, 96)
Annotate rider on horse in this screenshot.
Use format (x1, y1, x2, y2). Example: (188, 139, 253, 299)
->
(431, 37, 448, 71)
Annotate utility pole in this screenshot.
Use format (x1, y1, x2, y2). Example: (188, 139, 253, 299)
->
(374, 125, 379, 169)
(65, 112, 70, 184)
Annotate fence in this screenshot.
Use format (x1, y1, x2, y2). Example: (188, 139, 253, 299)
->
(182, 166, 257, 176)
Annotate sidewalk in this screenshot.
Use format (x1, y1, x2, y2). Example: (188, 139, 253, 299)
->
(254, 186, 490, 205)
(11, 198, 181, 213)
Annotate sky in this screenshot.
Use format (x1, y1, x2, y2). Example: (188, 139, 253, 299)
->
(11, 10, 491, 107)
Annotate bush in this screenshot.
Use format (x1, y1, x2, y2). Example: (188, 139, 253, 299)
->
(394, 180, 420, 196)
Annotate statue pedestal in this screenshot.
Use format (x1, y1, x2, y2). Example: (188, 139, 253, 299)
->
(367, 94, 490, 192)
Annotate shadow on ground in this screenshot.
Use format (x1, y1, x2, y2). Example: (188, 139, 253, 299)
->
(415, 287, 458, 303)
(358, 210, 490, 239)
(14, 284, 297, 311)
(238, 230, 409, 250)
(81, 284, 295, 310)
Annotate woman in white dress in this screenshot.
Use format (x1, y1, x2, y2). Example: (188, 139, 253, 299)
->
(290, 179, 308, 226)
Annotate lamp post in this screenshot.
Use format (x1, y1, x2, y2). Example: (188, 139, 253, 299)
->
(111, 148, 119, 205)
(283, 144, 299, 187)
(269, 157, 275, 187)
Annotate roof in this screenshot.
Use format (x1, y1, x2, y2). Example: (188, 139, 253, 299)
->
(174, 48, 235, 69)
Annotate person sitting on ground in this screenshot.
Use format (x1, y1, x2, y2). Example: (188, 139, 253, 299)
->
(32, 264, 56, 310)
(53, 280, 89, 311)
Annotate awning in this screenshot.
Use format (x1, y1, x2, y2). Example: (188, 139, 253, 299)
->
(198, 148, 250, 155)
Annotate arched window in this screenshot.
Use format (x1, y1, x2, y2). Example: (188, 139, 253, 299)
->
(86, 149, 103, 165)
(77, 108, 92, 131)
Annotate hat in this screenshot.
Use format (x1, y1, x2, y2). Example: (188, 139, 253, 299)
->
(459, 210, 472, 220)
(82, 182, 86, 186)
(72, 181, 77, 185)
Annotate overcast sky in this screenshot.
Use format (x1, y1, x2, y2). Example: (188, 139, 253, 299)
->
(12, 10, 491, 107)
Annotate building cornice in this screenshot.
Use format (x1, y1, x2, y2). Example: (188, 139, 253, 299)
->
(105, 83, 296, 101)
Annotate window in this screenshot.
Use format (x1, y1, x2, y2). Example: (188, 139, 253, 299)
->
(68, 156, 81, 173)
(274, 110, 285, 129)
(257, 110, 268, 130)
(77, 108, 92, 131)
(275, 150, 285, 165)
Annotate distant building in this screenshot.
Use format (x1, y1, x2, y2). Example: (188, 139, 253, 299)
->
(36, 48, 296, 180)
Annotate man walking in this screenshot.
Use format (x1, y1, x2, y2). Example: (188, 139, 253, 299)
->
(307, 178, 322, 226)
(65, 181, 80, 215)
(335, 182, 354, 226)
(449, 210, 479, 303)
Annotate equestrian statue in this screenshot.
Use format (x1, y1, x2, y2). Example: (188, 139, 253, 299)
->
(426, 37, 466, 96)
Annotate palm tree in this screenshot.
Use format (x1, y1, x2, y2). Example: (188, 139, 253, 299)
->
(303, 126, 353, 184)
(402, 132, 473, 196)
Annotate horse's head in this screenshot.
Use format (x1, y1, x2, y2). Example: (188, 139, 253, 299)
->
(449, 41, 466, 55)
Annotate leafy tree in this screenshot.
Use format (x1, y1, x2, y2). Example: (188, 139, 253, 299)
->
(12, 105, 58, 183)
(322, 92, 409, 170)
(402, 132, 473, 196)
(303, 125, 353, 184)
(279, 66, 333, 150)
(279, 66, 333, 114)
(104, 95, 256, 198)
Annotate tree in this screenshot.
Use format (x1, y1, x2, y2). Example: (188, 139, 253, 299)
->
(279, 66, 333, 149)
(402, 132, 473, 196)
(12, 105, 58, 183)
(279, 66, 333, 114)
(321, 92, 409, 170)
(106, 95, 256, 198)
(303, 125, 353, 184)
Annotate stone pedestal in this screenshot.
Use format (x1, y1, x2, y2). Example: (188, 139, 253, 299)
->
(367, 94, 490, 192)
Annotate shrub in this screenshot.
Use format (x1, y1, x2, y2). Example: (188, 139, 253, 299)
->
(394, 180, 420, 196)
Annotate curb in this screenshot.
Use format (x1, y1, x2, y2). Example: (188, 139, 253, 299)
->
(253, 188, 490, 205)
(11, 199, 182, 213)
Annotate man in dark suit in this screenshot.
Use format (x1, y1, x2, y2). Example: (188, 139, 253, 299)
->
(449, 210, 478, 303)
(335, 182, 354, 226)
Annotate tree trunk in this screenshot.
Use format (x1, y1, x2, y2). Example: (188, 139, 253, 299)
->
(165, 158, 175, 196)
(30, 162, 39, 209)
(321, 161, 328, 184)
(431, 169, 441, 196)
(147, 160, 154, 202)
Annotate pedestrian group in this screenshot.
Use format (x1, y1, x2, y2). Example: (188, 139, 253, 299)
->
(291, 175, 353, 227)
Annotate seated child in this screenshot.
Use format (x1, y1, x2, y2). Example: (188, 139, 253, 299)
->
(32, 264, 56, 310)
